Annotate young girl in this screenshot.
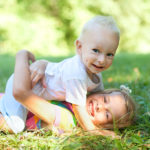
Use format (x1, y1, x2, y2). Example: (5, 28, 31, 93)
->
(0, 87, 135, 138)
(25, 88, 135, 133)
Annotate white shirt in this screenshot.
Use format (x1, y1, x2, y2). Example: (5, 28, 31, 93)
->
(33, 55, 104, 106)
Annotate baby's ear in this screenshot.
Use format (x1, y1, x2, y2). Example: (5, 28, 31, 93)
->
(75, 40, 82, 55)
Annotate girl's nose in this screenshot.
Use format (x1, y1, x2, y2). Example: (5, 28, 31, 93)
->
(96, 103, 108, 112)
(96, 103, 104, 112)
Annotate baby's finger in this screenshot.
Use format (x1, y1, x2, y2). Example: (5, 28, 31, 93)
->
(30, 70, 37, 82)
(32, 73, 44, 88)
(42, 77, 47, 88)
(31, 75, 41, 88)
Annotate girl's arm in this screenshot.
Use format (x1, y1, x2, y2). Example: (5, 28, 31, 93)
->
(73, 105, 96, 130)
(13, 50, 55, 126)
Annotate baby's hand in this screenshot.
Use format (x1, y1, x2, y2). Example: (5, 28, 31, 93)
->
(30, 60, 48, 88)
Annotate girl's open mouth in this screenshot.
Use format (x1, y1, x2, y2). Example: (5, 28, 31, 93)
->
(89, 100, 94, 117)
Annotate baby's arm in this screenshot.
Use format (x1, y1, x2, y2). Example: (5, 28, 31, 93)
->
(73, 105, 118, 138)
(13, 50, 56, 126)
(30, 60, 48, 88)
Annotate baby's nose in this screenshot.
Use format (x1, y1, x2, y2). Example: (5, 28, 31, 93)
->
(98, 54, 105, 64)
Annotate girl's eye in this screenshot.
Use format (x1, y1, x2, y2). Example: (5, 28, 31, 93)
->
(92, 49, 99, 53)
(104, 96, 107, 103)
(107, 53, 114, 57)
(106, 111, 109, 119)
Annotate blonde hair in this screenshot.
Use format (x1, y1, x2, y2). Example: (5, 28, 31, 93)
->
(78, 15, 120, 41)
(88, 88, 136, 129)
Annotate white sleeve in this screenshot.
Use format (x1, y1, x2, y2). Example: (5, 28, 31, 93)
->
(65, 79, 87, 106)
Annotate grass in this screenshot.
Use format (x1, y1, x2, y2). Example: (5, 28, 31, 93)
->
(0, 52, 150, 149)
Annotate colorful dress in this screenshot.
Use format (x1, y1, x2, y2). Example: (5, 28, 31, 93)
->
(0, 93, 77, 133)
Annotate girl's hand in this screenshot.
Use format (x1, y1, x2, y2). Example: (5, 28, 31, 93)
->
(30, 60, 48, 88)
(16, 50, 35, 64)
(97, 129, 120, 139)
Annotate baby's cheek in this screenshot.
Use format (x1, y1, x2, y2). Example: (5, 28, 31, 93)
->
(85, 58, 89, 63)
(108, 59, 113, 65)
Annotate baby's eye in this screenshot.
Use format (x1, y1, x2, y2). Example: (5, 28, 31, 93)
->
(107, 53, 114, 57)
(92, 49, 99, 53)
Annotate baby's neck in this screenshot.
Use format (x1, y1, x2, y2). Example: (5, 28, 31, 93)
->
(86, 69, 100, 84)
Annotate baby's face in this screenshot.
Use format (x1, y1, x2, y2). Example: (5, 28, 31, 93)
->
(76, 26, 119, 75)
(86, 92, 127, 126)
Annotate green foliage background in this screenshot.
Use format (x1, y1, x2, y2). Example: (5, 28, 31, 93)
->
(0, 0, 150, 56)
(0, 1, 150, 149)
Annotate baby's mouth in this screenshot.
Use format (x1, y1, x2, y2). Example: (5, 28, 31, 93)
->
(92, 64, 104, 69)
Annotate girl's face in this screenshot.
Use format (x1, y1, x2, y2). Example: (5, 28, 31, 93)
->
(86, 92, 127, 126)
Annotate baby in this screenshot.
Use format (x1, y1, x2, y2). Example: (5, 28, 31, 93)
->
(30, 15, 120, 131)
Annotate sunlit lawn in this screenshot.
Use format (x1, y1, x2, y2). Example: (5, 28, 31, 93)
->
(0, 52, 150, 149)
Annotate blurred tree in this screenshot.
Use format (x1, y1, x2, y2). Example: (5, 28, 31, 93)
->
(0, 0, 150, 55)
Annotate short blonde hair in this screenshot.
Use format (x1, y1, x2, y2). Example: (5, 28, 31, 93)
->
(88, 88, 136, 129)
(78, 15, 120, 41)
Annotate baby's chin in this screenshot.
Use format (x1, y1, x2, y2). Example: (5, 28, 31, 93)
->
(89, 68, 105, 74)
